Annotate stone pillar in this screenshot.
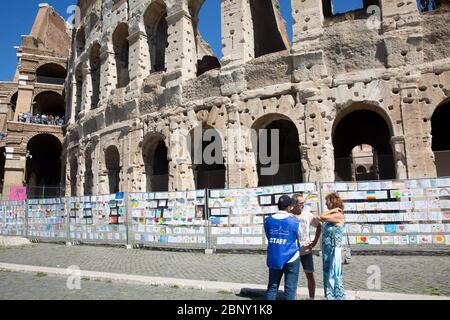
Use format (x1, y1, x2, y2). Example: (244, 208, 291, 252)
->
(99, 45, 117, 103)
(391, 136, 408, 179)
(400, 85, 436, 178)
(69, 77, 78, 123)
(82, 62, 92, 112)
(225, 106, 258, 188)
(291, 0, 327, 83)
(165, 5, 198, 83)
(127, 29, 150, 94)
(221, 0, 254, 66)
(292, 0, 324, 49)
(2, 151, 26, 200)
(0, 99, 9, 131)
(14, 86, 34, 119)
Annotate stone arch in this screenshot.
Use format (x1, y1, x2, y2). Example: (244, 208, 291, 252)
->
(144, 0, 168, 73)
(188, 0, 221, 76)
(431, 98, 450, 177)
(188, 123, 226, 189)
(333, 105, 396, 181)
(112, 23, 130, 89)
(76, 26, 86, 57)
(251, 113, 303, 186)
(25, 134, 63, 198)
(89, 42, 101, 109)
(105, 145, 121, 194)
(36, 63, 67, 85)
(249, 0, 290, 58)
(32, 91, 65, 117)
(142, 133, 169, 192)
(332, 101, 395, 138)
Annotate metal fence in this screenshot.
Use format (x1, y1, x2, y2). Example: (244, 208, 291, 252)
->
(0, 177, 449, 249)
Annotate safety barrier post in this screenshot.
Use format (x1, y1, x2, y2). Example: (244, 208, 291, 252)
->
(124, 192, 131, 248)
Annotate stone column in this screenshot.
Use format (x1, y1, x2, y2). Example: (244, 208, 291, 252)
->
(292, 0, 324, 48)
(381, 0, 420, 32)
(391, 136, 409, 179)
(400, 85, 436, 178)
(14, 86, 34, 119)
(225, 106, 258, 188)
(165, 5, 198, 83)
(127, 29, 150, 94)
(99, 44, 117, 103)
(2, 150, 26, 200)
(82, 62, 92, 113)
(69, 76, 78, 123)
(221, 0, 254, 66)
(291, 0, 327, 83)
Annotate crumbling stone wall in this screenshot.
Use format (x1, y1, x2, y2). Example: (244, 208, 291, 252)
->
(64, 0, 450, 196)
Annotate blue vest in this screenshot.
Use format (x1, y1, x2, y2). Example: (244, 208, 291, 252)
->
(265, 215, 300, 270)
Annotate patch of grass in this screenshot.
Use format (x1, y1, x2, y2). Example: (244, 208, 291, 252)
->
(36, 272, 47, 278)
(150, 283, 159, 287)
(94, 278, 101, 282)
(82, 277, 91, 282)
(170, 284, 180, 289)
(105, 279, 112, 284)
(430, 287, 441, 296)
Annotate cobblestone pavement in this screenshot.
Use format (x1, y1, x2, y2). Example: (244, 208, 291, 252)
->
(0, 270, 251, 300)
(0, 244, 449, 297)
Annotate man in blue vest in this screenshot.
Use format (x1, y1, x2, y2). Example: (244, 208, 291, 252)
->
(264, 195, 302, 300)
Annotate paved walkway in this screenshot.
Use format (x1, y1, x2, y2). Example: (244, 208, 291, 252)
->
(0, 270, 250, 300)
(0, 243, 449, 297)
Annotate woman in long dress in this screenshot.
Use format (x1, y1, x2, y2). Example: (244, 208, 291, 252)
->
(319, 192, 346, 300)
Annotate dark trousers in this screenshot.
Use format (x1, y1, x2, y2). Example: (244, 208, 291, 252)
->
(266, 259, 300, 301)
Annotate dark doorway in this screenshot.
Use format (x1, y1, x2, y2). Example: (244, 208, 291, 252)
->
(333, 108, 396, 181)
(431, 101, 450, 177)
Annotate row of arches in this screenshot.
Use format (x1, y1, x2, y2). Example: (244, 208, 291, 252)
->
(7, 91, 66, 121)
(11, 101, 447, 197)
(70, 101, 448, 196)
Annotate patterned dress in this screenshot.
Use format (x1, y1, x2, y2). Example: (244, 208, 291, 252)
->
(322, 222, 347, 300)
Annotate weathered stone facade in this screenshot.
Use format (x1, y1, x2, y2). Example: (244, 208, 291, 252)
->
(63, 0, 450, 197)
(0, 4, 70, 200)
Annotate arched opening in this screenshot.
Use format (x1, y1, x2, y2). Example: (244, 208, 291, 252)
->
(431, 100, 450, 177)
(9, 92, 18, 121)
(189, 125, 226, 190)
(144, 0, 168, 73)
(143, 135, 169, 192)
(76, 27, 86, 57)
(419, 0, 450, 13)
(105, 146, 121, 194)
(32, 91, 65, 118)
(36, 63, 67, 85)
(249, 0, 289, 58)
(70, 156, 78, 197)
(75, 64, 83, 117)
(89, 43, 101, 109)
(194, 0, 221, 76)
(26, 134, 62, 198)
(84, 149, 94, 196)
(112, 23, 130, 89)
(0, 147, 5, 195)
(253, 115, 303, 186)
(333, 108, 396, 181)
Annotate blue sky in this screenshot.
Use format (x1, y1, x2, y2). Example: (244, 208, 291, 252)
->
(0, 0, 403, 81)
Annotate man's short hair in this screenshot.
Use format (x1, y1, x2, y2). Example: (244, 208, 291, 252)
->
(278, 195, 294, 210)
(292, 193, 304, 205)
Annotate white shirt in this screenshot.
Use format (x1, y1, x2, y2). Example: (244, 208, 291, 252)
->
(270, 211, 302, 263)
(296, 209, 321, 256)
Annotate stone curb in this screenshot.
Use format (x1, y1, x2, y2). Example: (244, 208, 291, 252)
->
(0, 262, 448, 301)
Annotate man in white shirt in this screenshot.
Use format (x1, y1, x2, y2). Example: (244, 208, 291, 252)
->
(291, 193, 322, 300)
